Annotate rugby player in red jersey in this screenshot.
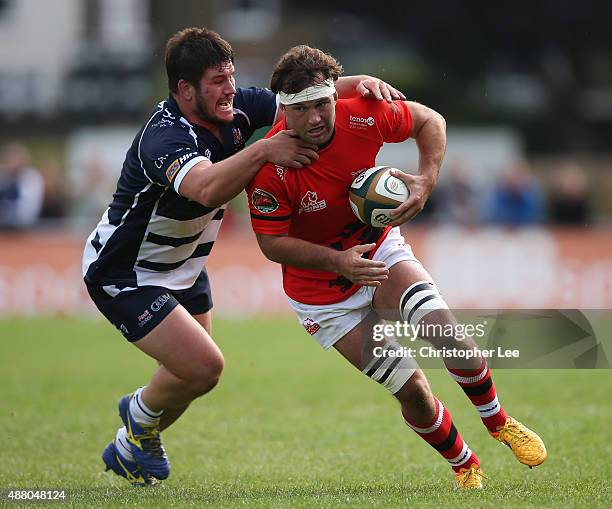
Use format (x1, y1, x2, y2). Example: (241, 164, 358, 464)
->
(247, 45, 547, 489)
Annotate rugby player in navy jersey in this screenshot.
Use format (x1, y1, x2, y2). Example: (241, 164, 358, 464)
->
(82, 27, 406, 485)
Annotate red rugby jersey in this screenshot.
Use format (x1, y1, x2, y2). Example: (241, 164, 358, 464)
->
(247, 97, 412, 305)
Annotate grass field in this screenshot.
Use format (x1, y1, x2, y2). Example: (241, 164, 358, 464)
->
(1, 316, 611, 508)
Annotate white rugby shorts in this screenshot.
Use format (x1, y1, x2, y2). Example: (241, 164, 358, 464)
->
(287, 227, 421, 350)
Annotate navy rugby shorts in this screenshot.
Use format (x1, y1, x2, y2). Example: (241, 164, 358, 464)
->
(85, 270, 213, 342)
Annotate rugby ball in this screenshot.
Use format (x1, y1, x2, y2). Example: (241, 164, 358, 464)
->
(349, 166, 409, 227)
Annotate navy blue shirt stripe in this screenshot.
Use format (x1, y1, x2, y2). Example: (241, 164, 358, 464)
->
(136, 241, 215, 272)
(146, 231, 204, 247)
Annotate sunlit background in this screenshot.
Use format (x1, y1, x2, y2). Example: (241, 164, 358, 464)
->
(1, 0, 611, 318)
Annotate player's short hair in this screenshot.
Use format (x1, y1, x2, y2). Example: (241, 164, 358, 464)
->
(270, 45, 343, 94)
(165, 27, 234, 93)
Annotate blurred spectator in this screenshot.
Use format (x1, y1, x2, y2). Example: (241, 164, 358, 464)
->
(69, 157, 114, 223)
(0, 142, 44, 229)
(436, 159, 479, 225)
(483, 159, 545, 227)
(548, 162, 591, 225)
(39, 160, 69, 221)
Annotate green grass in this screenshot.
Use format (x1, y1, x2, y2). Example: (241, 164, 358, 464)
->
(0, 316, 611, 508)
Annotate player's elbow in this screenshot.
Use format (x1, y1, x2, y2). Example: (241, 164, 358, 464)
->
(259, 245, 281, 263)
(423, 106, 446, 133)
(264, 251, 284, 264)
(434, 110, 446, 132)
(256, 234, 283, 263)
(410, 102, 446, 137)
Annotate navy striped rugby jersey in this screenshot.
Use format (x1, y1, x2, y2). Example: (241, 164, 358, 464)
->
(83, 87, 278, 294)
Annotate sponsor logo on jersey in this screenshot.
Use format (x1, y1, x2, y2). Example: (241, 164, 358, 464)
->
(252, 188, 279, 213)
(302, 318, 321, 335)
(151, 107, 176, 128)
(166, 152, 198, 182)
(299, 190, 327, 214)
(178, 152, 197, 165)
(204, 149, 212, 159)
(119, 324, 129, 336)
(275, 165, 286, 181)
(165, 159, 181, 182)
(349, 115, 375, 130)
(155, 154, 169, 169)
(152, 118, 174, 128)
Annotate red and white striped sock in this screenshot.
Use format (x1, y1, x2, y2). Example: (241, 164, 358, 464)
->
(447, 360, 508, 432)
(403, 398, 480, 473)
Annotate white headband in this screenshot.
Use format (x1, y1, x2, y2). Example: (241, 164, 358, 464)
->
(278, 78, 336, 105)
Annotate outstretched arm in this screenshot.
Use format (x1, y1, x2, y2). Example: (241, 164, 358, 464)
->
(179, 130, 318, 207)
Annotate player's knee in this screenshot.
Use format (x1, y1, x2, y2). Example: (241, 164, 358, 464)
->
(398, 281, 449, 332)
(206, 350, 225, 385)
(187, 350, 225, 396)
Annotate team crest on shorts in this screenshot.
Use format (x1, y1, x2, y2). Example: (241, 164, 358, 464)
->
(302, 318, 321, 335)
(251, 188, 279, 213)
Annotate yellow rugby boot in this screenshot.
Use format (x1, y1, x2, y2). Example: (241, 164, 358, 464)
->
(454, 465, 486, 489)
(490, 417, 547, 467)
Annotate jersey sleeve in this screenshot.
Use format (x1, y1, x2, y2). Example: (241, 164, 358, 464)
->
(138, 124, 210, 193)
(246, 163, 293, 235)
(377, 100, 413, 143)
(233, 87, 279, 131)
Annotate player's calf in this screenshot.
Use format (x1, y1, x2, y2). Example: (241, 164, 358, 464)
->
(402, 394, 484, 487)
(446, 359, 509, 433)
(393, 369, 436, 424)
(362, 358, 484, 488)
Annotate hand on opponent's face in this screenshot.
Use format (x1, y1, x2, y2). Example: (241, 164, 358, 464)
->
(264, 129, 319, 168)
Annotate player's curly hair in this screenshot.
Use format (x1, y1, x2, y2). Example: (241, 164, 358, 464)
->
(270, 45, 344, 94)
(165, 27, 234, 93)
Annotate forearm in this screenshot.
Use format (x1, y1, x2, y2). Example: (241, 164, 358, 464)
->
(414, 110, 446, 189)
(335, 75, 370, 98)
(258, 235, 339, 272)
(195, 139, 269, 207)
